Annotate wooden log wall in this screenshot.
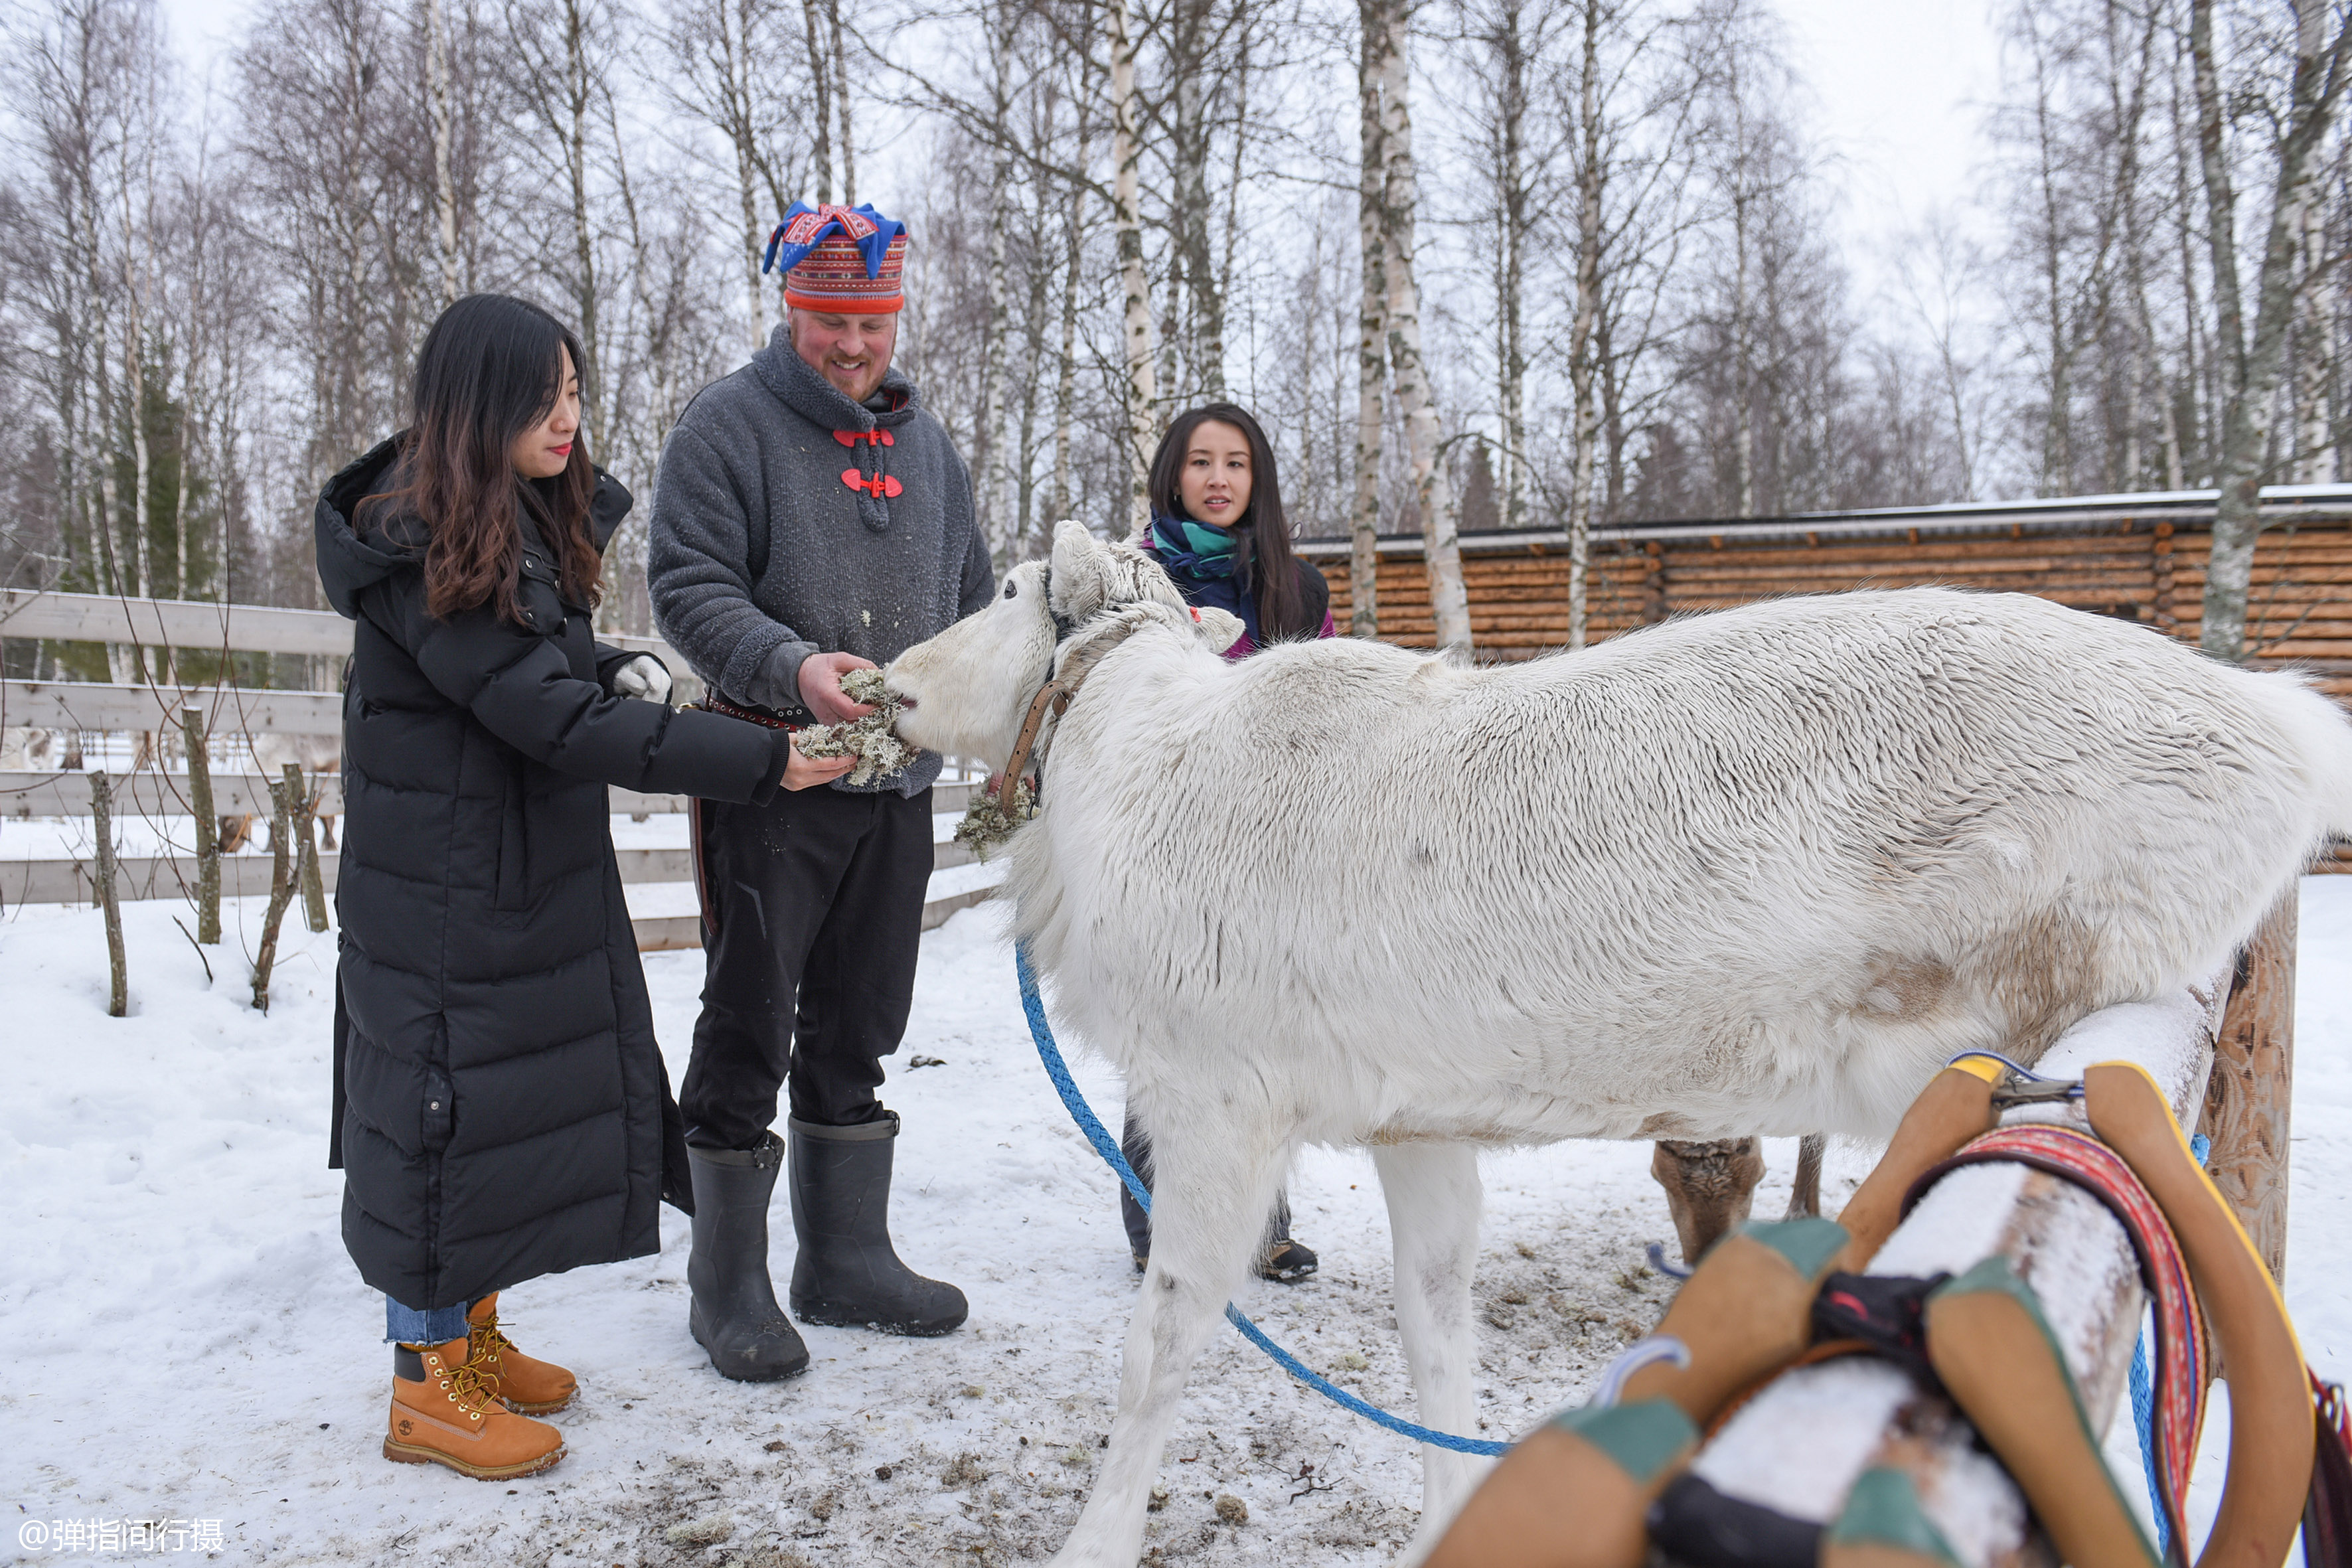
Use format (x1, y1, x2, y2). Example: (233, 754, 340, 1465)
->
(1318, 513, 2352, 869)
(1318, 516, 2352, 700)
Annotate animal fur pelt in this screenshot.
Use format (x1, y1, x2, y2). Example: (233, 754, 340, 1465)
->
(884, 520, 2352, 1568)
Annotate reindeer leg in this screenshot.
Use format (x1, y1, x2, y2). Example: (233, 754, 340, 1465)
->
(1783, 1133, 1826, 1220)
(1048, 1115, 1291, 1568)
(1373, 1140, 1490, 1555)
(1650, 1137, 1764, 1267)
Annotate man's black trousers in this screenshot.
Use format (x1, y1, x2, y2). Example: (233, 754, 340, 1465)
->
(680, 783, 933, 1149)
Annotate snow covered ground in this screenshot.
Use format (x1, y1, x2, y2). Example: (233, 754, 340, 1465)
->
(3, 871, 2349, 1567)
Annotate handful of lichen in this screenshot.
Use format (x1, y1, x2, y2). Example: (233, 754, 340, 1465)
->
(955, 777, 1036, 858)
(797, 667, 913, 786)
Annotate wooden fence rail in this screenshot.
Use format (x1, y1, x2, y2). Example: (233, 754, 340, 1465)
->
(0, 587, 686, 672)
(3, 678, 345, 736)
(0, 775, 974, 824)
(2, 587, 361, 655)
(1, 773, 994, 947)
(1, 770, 346, 820)
(0, 834, 986, 908)
(0, 589, 996, 955)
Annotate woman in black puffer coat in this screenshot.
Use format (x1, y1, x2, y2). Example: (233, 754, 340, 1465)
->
(316, 295, 853, 1481)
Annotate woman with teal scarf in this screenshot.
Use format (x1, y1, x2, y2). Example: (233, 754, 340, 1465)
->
(1138, 404, 1334, 655)
(1120, 403, 1334, 1282)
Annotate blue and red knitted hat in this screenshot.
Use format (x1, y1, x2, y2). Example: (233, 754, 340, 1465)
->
(763, 202, 909, 314)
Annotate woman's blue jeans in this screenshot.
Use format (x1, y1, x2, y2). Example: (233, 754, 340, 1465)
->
(384, 1295, 472, 1346)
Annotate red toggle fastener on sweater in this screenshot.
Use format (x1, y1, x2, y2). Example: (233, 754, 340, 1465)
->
(832, 429, 895, 447)
(840, 469, 904, 499)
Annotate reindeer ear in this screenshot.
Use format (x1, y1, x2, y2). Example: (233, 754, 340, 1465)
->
(1193, 606, 1245, 653)
(1050, 520, 1119, 624)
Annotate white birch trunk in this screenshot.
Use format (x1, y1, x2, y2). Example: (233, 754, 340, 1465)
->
(74, 139, 131, 684)
(1731, 100, 1757, 518)
(121, 175, 153, 609)
(1375, 0, 1471, 655)
(1111, 0, 1156, 534)
(730, 0, 765, 351)
(977, 152, 1015, 553)
(2297, 192, 2333, 483)
(425, 0, 461, 305)
(1565, 0, 1603, 651)
(1170, 0, 1222, 399)
(803, 0, 832, 202)
(1352, 0, 1388, 639)
(2194, 0, 2352, 660)
(830, 0, 854, 205)
(1048, 136, 1088, 526)
(1496, 0, 1529, 534)
(563, 0, 604, 455)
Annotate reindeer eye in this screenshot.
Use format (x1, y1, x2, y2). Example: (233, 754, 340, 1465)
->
(1002, 582, 1017, 599)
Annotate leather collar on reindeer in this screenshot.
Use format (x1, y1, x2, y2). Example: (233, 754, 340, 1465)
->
(994, 597, 1197, 816)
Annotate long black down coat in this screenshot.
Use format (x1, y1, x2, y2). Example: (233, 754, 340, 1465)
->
(317, 437, 795, 1311)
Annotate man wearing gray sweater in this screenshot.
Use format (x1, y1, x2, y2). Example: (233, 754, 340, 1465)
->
(649, 203, 992, 1383)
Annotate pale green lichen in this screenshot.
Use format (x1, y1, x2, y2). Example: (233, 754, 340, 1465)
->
(955, 777, 1036, 858)
(797, 667, 912, 786)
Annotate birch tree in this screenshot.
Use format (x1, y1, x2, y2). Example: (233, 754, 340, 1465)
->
(424, 0, 461, 304)
(2194, 0, 2352, 662)
(504, 0, 615, 453)
(975, 0, 1018, 557)
(1563, 0, 1605, 645)
(1368, 0, 1472, 655)
(1352, 0, 1389, 635)
(1111, 0, 1155, 532)
(2294, 177, 2335, 482)
(667, 0, 813, 350)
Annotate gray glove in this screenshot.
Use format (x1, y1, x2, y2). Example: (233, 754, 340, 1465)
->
(611, 654, 673, 706)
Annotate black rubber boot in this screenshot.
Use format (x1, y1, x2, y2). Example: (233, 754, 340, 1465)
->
(787, 1113, 968, 1336)
(686, 1134, 811, 1381)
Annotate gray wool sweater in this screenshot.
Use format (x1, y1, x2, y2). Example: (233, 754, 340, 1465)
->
(649, 329, 994, 795)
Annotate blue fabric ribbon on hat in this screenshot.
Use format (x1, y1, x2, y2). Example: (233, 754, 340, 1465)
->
(762, 202, 908, 277)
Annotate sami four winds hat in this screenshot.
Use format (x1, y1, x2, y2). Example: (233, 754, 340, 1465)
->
(763, 202, 909, 314)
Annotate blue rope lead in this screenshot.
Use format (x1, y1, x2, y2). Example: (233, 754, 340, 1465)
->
(2130, 1328, 2167, 1555)
(2129, 1131, 2211, 1557)
(1014, 943, 1511, 1458)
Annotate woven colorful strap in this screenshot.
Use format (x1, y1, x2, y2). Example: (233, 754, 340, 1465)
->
(1905, 1124, 2206, 1561)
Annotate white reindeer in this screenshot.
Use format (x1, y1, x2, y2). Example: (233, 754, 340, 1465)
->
(885, 520, 2352, 1568)
(0, 726, 57, 771)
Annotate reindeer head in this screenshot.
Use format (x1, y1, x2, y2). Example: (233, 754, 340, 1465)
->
(888, 519, 1241, 767)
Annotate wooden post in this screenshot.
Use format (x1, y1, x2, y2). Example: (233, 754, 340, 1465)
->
(90, 769, 127, 1017)
(251, 769, 297, 1013)
(2199, 889, 2296, 1282)
(181, 705, 220, 944)
(293, 763, 329, 934)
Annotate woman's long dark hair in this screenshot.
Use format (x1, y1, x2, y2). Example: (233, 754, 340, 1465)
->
(360, 293, 601, 624)
(1146, 402, 1310, 640)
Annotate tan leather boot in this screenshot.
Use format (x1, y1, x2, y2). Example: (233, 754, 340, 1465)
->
(382, 1337, 564, 1480)
(465, 1294, 577, 1415)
